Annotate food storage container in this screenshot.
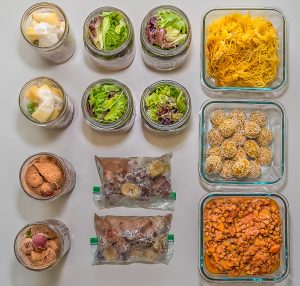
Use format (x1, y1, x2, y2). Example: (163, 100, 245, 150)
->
(199, 100, 286, 191)
(83, 7, 135, 70)
(199, 192, 289, 283)
(20, 2, 75, 64)
(140, 5, 192, 71)
(19, 77, 74, 129)
(81, 79, 135, 132)
(19, 152, 76, 201)
(140, 80, 191, 133)
(201, 8, 287, 93)
(14, 219, 71, 271)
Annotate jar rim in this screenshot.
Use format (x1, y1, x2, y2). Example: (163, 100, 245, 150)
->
(19, 77, 68, 126)
(141, 80, 191, 131)
(20, 2, 70, 51)
(83, 7, 133, 57)
(81, 78, 133, 130)
(140, 5, 192, 57)
(19, 152, 68, 201)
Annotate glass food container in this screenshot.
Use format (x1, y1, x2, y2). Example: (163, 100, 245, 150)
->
(19, 152, 76, 201)
(19, 77, 74, 129)
(199, 192, 289, 283)
(20, 2, 75, 64)
(140, 80, 191, 134)
(81, 79, 135, 132)
(83, 7, 135, 70)
(201, 8, 287, 94)
(199, 100, 286, 191)
(140, 5, 192, 71)
(14, 219, 71, 271)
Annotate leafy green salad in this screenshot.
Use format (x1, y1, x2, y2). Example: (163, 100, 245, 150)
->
(88, 11, 128, 51)
(146, 9, 187, 49)
(145, 84, 187, 125)
(88, 84, 128, 123)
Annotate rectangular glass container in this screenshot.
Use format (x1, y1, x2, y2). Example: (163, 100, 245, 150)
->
(199, 192, 289, 283)
(199, 100, 286, 191)
(201, 8, 287, 94)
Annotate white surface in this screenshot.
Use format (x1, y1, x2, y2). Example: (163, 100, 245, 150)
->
(0, 0, 298, 285)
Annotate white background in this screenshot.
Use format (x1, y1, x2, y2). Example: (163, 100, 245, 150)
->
(0, 0, 298, 285)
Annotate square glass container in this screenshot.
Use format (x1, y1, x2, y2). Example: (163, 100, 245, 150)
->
(201, 8, 287, 93)
(199, 192, 289, 283)
(199, 100, 286, 190)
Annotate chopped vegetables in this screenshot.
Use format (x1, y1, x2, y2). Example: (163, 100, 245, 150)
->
(88, 83, 128, 123)
(145, 83, 187, 125)
(88, 11, 128, 50)
(146, 9, 187, 49)
(206, 13, 279, 87)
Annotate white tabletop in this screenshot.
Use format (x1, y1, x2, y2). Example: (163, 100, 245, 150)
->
(1, 0, 298, 285)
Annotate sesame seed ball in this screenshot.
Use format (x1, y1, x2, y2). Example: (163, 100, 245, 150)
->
(244, 121, 261, 139)
(248, 161, 262, 179)
(249, 111, 268, 127)
(230, 131, 247, 146)
(220, 160, 234, 179)
(257, 128, 273, 147)
(244, 140, 261, 159)
(205, 155, 222, 174)
(208, 128, 224, 146)
(221, 140, 237, 159)
(228, 109, 247, 128)
(232, 158, 251, 178)
(210, 110, 227, 127)
(207, 146, 222, 157)
(233, 147, 247, 161)
(258, 147, 273, 165)
(219, 119, 236, 138)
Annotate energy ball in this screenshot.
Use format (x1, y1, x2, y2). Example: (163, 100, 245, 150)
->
(257, 128, 273, 147)
(230, 131, 247, 146)
(207, 146, 222, 157)
(219, 119, 236, 138)
(248, 161, 262, 179)
(244, 140, 261, 159)
(205, 155, 222, 174)
(233, 147, 247, 161)
(258, 147, 273, 165)
(221, 140, 237, 159)
(208, 128, 224, 146)
(232, 158, 251, 178)
(244, 121, 261, 138)
(249, 111, 268, 127)
(220, 160, 234, 179)
(228, 109, 247, 128)
(210, 110, 227, 127)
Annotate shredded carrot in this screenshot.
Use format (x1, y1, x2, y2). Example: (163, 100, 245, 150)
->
(206, 13, 279, 87)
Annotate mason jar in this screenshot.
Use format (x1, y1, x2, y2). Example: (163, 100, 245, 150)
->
(19, 77, 74, 129)
(140, 80, 191, 133)
(19, 152, 76, 201)
(14, 219, 71, 271)
(140, 5, 192, 71)
(20, 2, 75, 64)
(81, 79, 135, 132)
(83, 7, 135, 70)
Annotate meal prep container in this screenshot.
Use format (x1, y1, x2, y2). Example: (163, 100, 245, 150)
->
(14, 219, 71, 271)
(199, 100, 286, 191)
(199, 192, 289, 283)
(201, 8, 287, 94)
(20, 2, 75, 64)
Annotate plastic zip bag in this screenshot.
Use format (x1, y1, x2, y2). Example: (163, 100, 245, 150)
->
(91, 214, 174, 264)
(94, 153, 175, 211)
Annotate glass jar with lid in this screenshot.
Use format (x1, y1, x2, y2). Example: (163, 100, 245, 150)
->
(81, 79, 135, 132)
(20, 2, 75, 64)
(83, 7, 135, 70)
(140, 5, 192, 71)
